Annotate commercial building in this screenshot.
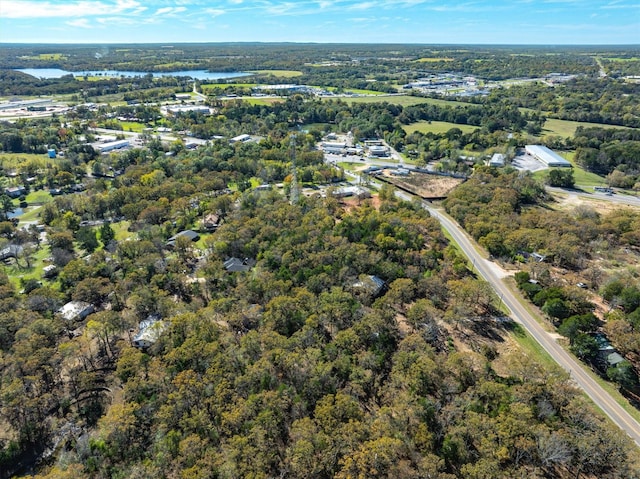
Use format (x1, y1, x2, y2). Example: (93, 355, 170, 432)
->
(98, 139, 130, 153)
(525, 145, 572, 168)
(368, 145, 388, 157)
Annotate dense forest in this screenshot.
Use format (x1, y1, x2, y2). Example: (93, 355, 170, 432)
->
(2, 189, 639, 478)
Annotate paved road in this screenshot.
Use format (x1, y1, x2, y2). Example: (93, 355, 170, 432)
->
(548, 186, 640, 208)
(423, 204, 640, 447)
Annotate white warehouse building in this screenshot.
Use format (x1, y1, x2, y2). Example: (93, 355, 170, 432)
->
(525, 145, 572, 168)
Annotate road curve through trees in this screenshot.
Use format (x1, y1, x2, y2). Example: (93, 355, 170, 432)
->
(423, 204, 640, 447)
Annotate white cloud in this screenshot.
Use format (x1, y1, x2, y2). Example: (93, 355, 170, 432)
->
(348, 1, 376, 10)
(66, 18, 91, 27)
(2, 0, 145, 18)
(205, 8, 226, 17)
(154, 6, 188, 15)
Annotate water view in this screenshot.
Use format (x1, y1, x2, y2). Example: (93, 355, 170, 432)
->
(16, 68, 251, 81)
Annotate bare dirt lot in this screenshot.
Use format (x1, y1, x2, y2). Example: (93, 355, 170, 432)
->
(382, 172, 464, 199)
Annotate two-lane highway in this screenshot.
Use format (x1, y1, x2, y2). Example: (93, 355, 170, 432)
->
(424, 204, 640, 447)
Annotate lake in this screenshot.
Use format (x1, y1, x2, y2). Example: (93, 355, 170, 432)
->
(16, 68, 251, 81)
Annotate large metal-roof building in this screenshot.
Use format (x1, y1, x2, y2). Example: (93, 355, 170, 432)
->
(525, 145, 572, 168)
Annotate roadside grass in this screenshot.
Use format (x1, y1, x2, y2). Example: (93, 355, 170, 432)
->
(402, 120, 478, 135)
(251, 70, 303, 78)
(541, 118, 635, 138)
(337, 162, 359, 172)
(118, 121, 146, 133)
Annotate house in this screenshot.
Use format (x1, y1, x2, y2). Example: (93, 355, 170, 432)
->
(488, 153, 505, 167)
(42, 265, 58, 278)
(230, 134, 251, 143)
(531, 252, 546, 262)
(4, 186, 26, 198)
(202, 213, 221, 231)
(166, 230, 200, 248)
(350, 275, 387, 298)
(0, 244, 22, 261)
(607, 352, 626, 368)
(133, 315, 167, 349)
(97, 139, 129, 153)
(58, 301, 94, 322)
(224, 257, 256, 273)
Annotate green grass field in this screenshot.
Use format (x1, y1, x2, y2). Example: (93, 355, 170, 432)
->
(251, 70, 304, 78)
(541, 118, 635, 138)
(532, 150, 607, 187)
(118, 121, 146, 133)
(17, 206, 43, 223)
(25, 190, 52, 205)
(414, 57, 454, 63)
(201, 83, 258, 91)
(402, 120, 479, 135)
(331, 95, 467, 108)
(241, 98, 284, 106)
(20, 53, 66, 61)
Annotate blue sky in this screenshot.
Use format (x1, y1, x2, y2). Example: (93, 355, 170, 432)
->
(1, 0, 638, 44)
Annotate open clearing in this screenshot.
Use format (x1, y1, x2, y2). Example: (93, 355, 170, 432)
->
(541, 118, 636, 138)
(336, 95, 467, 108)
(251, 70, 303, 78)
(381, 171, 464, 198)
(402, 120, 478, 135)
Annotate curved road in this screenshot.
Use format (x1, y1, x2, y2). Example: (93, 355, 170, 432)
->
(424, 204, 640, 447)
(547, 186, 640, 208)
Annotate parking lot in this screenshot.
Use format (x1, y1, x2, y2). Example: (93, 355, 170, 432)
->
(511, 153, 548, 173)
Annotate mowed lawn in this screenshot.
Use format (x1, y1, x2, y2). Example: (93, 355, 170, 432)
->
(332, 95, 467, 108)
(403, 121, 479, 135)
(541, 118, 636, 138)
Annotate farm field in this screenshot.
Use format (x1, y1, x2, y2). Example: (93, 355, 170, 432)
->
(402, 120, 479, 135)
(335, 95, 468, 108)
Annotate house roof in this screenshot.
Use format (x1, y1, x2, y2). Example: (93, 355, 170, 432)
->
(607, 352, 626, 367)
(133, 315, 166, 348)
(58, 301, 94, 321)
(224, 257, 256, 272)
(168, 230, 200, 242)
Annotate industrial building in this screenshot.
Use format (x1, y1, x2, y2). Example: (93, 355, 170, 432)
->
(163, 105, 211, 115)
(0, 98, 53, 111)
(525, 145, 572, 168)
(98, 139, 130, 153)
